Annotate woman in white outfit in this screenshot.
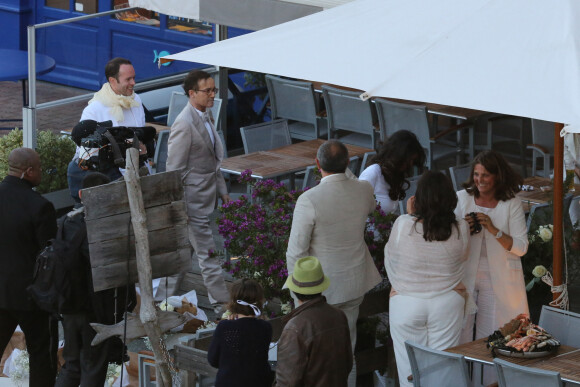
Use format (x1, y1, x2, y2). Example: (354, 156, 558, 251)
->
(455, 150, 529, 341)
(455, 150, 529, 385)
(385, 171, 470, 387)
(359, 130, 425, 213)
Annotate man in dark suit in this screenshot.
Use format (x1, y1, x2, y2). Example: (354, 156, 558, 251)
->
(166, 70, 231, 312)
(0, 147, 57, 386)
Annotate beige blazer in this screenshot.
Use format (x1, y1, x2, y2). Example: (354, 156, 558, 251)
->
(166, 103, 227, 216)
(455, 190, 529, 326)
(286, 173, 382, 305)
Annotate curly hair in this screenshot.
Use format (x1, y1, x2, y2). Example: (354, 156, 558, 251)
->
(226, 278, 265, 316)
(373, 130, 426, 201)
(462, 150, 523, 201)
(413, 171, 459, 242)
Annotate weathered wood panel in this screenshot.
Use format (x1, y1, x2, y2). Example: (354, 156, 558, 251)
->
(83, 170, 191, 291)
(89, 227, 189, 266)
(92, 248, 191, 292)
(82, 170, 184, 221)
(174, 345, 217, 377)
(85, 201, 187, 241)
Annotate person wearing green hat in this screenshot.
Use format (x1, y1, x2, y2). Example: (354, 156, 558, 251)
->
(276, 256, 352, 387)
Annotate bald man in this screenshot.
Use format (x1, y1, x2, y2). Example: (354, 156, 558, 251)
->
(0, 148, 57, 386)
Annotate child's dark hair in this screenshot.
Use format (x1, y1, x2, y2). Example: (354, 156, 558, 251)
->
(227, 279, 264, 316)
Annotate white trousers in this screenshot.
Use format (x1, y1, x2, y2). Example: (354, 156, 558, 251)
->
(390, 291, 465, 387)
(460, 269, 498, 386)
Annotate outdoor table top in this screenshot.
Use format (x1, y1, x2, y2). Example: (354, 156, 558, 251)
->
(220, 139, 373, 180)
(518, 176, 580, 213)
(446, 338, 580, 383)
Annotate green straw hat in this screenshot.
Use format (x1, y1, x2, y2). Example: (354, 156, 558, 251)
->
(285, 256, 330, 295)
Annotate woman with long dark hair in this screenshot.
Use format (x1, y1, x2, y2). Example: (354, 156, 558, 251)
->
(359, 130, 426, 213)
(385, 171, 469, 387)
(455, 150, 528, 340)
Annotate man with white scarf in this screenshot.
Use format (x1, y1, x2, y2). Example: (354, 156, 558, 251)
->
(80, 57, 145, 126)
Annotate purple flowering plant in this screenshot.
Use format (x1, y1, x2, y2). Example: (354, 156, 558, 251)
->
(364, 202, 398, 278)
(218, 170, 303, 304)
(216, 170, 397, 307)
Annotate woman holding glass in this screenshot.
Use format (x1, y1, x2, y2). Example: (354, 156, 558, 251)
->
(455, 150, 528, 344)
(385, 171, 470, 387)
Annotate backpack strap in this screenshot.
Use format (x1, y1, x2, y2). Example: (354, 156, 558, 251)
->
(58, 214, 87, 249)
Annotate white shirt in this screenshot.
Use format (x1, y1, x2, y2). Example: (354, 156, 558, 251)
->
(80, 93, 146, 127)
(385, 214, 470, 298)
(195, 108, 215, 146)
(359, 163, 399, 213)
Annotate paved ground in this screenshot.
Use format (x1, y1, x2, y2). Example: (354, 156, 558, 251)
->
(0, 80, 90, 135)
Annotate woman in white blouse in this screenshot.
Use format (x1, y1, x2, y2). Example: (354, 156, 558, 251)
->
(455, 150, 528, 343)
(385, 171, 470, 387)
(359, 130, 425, 213)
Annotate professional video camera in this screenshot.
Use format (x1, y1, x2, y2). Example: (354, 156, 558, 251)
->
(78, 122, 141, 172)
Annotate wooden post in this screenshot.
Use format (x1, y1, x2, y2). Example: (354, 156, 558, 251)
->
(553, 123, 565, 304)
(124, 148, 172, 386)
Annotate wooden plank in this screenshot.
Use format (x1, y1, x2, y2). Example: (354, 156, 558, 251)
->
(89, 226, 189, 266)
(174, 345, 217, 376)
(83, 170, 184, 221)
(92, 247, 191, 291)
(86, 201, 187, 242)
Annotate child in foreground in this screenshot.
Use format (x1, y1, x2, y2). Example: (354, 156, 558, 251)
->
(207, 279, 274, 387)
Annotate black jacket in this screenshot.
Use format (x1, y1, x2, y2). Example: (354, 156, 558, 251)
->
(0, 176, 57, 311)
(61, 205, 136, 322)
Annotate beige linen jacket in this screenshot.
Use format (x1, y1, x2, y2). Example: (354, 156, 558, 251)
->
(286, 173, 382, 305)
(166, 102, 227, 216)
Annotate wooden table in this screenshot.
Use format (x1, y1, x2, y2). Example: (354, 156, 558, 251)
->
(518, 176, 580, 213)
(220, 139, 373, 181)
(446, 338, 580, 384)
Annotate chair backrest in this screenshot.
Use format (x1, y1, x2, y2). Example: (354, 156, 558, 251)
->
(526, 194, 573, 232)
(360, 151, 377, 175)
(153, 129, 170, 173)
(218, 129, 228, 158)
(538, 305, 580, 347)
(240, 119, 292, 154)
(265, 75, 318, 125)
(210, 97, 222, 129)
(449, 164, 472, 192)
(405, 341, 470, 387)
(302, 165, 319, 190)
(322, 85, 376, 146)
(530, 119, 555, 153)
(375, 99, 431, 147)
(348, 156, 361, 177)
(167, 91, 189, 127)
(494, 358, 563, 387)
(399, 175, 421, 214)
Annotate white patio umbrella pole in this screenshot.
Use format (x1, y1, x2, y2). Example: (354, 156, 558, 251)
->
(124, 148, 172, 386)
(553, 123, 565, 305)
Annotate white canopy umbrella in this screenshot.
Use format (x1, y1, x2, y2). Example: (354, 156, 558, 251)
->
(160, 0, 580, 303)
(160, 0, 580, 127)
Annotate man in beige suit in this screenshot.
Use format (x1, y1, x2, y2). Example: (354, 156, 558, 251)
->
(166, 70, 230, 310)
(286, 140, 382, 386)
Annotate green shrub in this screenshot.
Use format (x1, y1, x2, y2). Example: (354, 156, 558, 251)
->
(0, 129, 75, 194)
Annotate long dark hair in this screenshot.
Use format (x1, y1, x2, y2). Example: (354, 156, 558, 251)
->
(463, 150, 522, 201)
(413, 171, 458, 241)
(373, 130, 426, 201)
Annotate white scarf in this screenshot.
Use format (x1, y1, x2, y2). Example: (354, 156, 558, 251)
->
(88, 83, 140, 123)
